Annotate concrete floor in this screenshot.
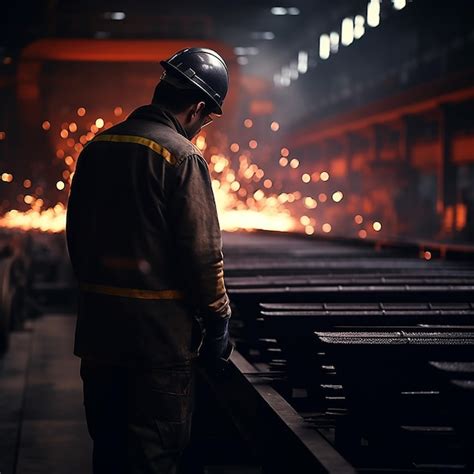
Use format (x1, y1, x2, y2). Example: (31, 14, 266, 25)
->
(0, 315, 92, 474)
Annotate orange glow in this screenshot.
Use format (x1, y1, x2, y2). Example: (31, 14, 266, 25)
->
(456, 203, 467, 231)
(23, 179, 32, 188)
(65, 156, 74, 166)
(0, 204, 66, 233)
(423, 251, 432, 260)
(322, 223, 332, 233)
(66, 138, 75, 147)
(358, 229, 367, 238)
(114, 106, 123, 116)
(56, 181, 65, 190)
(304, 197, 317, 209)
(318, 193, 327, 202)
(1, 173, 13, 183)
(24, 195, 33, 204)
(230, 143, 240, 153)
(60, 129, 69, 139)
(302, 173, 310, 183)
(320, 171, 329, 181)
(0, 132, 5, 141)
(289, 158, 299, 168)
(373, 221, 382, 231)
(69, 122, 78, 132)
(280, 147, 289, 157)
(77, 107, 86, 116)
(196, 135, 207, 151)
(354, 214, 363, 224)
(244, 119, 253, 128)
(332, 191, 343, 202)
(62, 170, 71, 180)
(91, 124, 99, 133)
(42, 121, 51, 130)
(95, 118, 104, 129)
(305, 225, 315, 235)
(263, 179, 272, 189)
(279, 157, 288, 167)
(270, 121, 280, 132)
(249, 140, 258, 149)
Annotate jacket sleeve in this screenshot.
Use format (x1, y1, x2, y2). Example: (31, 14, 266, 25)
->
(169, 153, 231, 336)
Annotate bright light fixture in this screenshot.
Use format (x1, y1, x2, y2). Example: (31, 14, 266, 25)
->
(367, 0, 380, 27)
(271, 7, 287, 15)
(103, 11, 126, 20)
(319, 34, 330, 60)
(341, 18, 354, 46)
(297, 51, 308, 73)
(393, 0, 407, 10)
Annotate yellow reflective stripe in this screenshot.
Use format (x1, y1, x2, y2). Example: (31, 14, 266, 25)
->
(80, 282, 185, 300)
(93, 134, 176, 165)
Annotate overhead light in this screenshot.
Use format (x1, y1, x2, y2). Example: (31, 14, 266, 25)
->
(234, 47, 259, 56)
(271, 7, 287, 15)
(289, 61, 299, 80)
(354, 15, 366, 39)
(103, 11, 126, 20)
(330, 32, 340, 53)
(281, 66, 291, 78)
(251, 31, 275, 40)
(297, 51, 308, 73)
(287, 7, 300, 15)
(341, 18, 354, 46)
(392, 0, 407, 10)
(319, 34, 330, 60)
(237, 57, 249, 65)
(367, 0, 380, 27)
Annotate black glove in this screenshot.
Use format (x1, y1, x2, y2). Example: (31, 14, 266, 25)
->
(198, 319, 234, 375)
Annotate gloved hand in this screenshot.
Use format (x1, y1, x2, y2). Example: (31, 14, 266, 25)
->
(198, 319, 234, 375)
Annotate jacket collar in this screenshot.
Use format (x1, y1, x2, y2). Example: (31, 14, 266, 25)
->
(127, 104, 189, 140)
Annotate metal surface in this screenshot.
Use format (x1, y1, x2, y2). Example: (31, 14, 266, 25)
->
(200, 350, 356, 473)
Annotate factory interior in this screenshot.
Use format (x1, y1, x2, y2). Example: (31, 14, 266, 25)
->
(1, 1, 474, 473)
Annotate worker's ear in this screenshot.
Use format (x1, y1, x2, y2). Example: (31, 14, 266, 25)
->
(191, 101, 206, 118)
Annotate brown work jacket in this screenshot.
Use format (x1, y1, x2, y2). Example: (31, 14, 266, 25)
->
(66, 104, 230, 367)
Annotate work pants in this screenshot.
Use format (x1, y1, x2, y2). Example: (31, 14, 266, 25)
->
(80, 359, 195, 474)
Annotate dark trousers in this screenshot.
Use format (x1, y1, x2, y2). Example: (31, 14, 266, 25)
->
(80, 359, 195, 474)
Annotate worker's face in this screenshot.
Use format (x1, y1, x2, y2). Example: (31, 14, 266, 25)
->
(185, 102, 215, 139)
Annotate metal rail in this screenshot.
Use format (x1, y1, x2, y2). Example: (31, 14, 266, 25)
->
(200, 350, 356, 473)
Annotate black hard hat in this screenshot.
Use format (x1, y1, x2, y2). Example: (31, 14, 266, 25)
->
(160, 47, 229, 115)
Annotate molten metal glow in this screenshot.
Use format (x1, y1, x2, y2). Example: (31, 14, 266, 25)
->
(0, 113, 386, 239)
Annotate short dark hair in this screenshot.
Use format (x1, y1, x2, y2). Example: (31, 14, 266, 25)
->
(151, 80, 213, 115)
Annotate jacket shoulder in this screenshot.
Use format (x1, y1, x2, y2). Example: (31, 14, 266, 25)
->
(96, 120, 201, 166)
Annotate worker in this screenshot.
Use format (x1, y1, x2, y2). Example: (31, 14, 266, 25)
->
(66, 47, 233, 474)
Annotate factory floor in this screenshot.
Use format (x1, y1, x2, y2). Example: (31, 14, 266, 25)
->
(0, 314, 260, 474)
(0, 314, 92, 474)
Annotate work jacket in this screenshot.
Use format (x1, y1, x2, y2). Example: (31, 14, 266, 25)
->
(66, 104, 231, 368)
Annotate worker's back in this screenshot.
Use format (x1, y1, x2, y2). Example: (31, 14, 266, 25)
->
(66, 104, 208, 368)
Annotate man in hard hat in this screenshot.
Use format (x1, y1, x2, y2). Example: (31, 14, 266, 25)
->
(66, 47, 233, 474)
